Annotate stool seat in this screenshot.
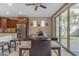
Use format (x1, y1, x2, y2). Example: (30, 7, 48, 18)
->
(0, 42, 10, 53)
(10, 40, 16, 51)
(0, 42, 7, 47)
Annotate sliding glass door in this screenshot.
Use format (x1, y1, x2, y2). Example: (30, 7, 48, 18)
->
(60, 10, 68, 48)
(56, 16, 60, 42)
(55, 4, 79, 55)
(70, 4, 79, 55)
(56, 10, 68, 48)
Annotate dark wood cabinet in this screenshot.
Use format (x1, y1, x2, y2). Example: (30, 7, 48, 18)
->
(7, 20, 17, 28)
(0, 17, 29, 33)
(0, 19, 1, 28)
(1, 18, 7, 28)
(17, 17, 28, 24)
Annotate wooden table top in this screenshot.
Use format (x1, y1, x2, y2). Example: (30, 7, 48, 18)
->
(31, 40, 51, 56)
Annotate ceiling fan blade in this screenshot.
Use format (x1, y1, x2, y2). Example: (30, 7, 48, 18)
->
(25, 4, 35, 6)
(35, 6, 38, 11)
(40, 5, 47, 9)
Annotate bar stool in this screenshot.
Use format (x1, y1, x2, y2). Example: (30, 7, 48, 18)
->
(0, 42, 11, 53)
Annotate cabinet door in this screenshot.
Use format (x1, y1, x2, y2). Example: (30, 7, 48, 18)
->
(7, 20, 17, 28)
(1, 18, 7, 28)
(0, 19, 1, 28)
(18, 17, 27, 24)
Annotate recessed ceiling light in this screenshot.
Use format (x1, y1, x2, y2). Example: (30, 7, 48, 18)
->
(8, 3, 12, 6)
(6, 12, 9, 14)
(19, 12, 22, 14)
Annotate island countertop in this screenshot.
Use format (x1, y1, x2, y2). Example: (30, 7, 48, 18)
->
(0, 33, 17, 37)
(0, 33, 17, 42)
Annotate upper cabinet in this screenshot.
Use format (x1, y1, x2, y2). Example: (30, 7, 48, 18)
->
(1, 18, 7, 28)
(17, 17, 28, 24)
(0, 18, 1, 27)
(0, 17, 28, 28)
(7, 19, 17, 28)
(0, 17, 29, 33)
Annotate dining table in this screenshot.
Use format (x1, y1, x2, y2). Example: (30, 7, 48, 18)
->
(19, 37, 61, 56)
(19, 39, 51, 56)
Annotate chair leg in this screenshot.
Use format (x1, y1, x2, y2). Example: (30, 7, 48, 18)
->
(58, 48, 61, 56)
(29, 50, 31, 56)
(19, 48, 22, 56)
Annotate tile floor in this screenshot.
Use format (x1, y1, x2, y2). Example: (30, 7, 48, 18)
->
(0, 41, 73, 56)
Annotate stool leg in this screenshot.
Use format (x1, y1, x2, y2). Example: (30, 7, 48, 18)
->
(8, 44, 11, 53)
(15, 41, 16, 51)
(19, 39, 21, 45)
(2, 46, 4, 53)
(10, 41, 11, 48)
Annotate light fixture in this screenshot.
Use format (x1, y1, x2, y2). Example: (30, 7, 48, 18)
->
(19, 12, 22, 15)
(6, 12, 9, 14)
(8, 3, 12, 6)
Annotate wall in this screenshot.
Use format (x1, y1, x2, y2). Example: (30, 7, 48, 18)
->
(28, 17, 53, 37)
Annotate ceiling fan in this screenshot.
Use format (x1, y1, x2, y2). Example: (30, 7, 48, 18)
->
(25, 3, 47, 11)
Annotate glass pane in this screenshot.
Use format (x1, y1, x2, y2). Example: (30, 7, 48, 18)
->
(56, 16, 59, 42)
(70, 4, 79, 55)
(60, 10, 67, 48)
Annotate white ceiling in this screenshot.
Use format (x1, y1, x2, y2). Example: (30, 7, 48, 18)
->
(0, 3, 64, 17)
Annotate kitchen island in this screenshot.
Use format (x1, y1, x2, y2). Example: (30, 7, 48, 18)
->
(0, 33, 17, 42)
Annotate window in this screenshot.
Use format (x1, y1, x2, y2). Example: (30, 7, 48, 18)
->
(70, 4, 79, 55)
(60, 10, 68, 48)
(54, 4, 79, 56)
(41, 20, 45, 27)
(56, 16, 59, 41)
(33, 21, 37, 27)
